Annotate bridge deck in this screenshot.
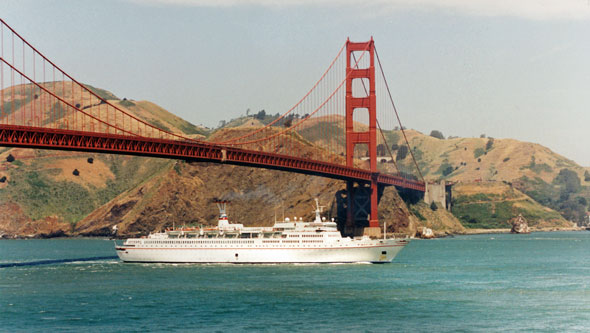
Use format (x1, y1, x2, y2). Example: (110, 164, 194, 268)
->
(0, 125, 425, 191)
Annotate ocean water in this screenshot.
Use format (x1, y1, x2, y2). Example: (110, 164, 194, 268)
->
(1, 232, 589, 332)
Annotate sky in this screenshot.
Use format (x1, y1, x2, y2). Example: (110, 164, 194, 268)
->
(1, 0, 589, 165)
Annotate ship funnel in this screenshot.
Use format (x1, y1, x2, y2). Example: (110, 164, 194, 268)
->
(214, 200, 230, 228)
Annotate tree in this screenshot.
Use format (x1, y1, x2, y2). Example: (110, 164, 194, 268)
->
(584, 170, 590, 182)
(430, 201, 438, 211)
(246, 108, 251, 116)
(486, 137, 494, 150)
(558, 198, 587, 224)
(255, 109, 266, 120)
(396, 145, 408, 161)
(284, 115, 294, 127)
(480, 134, 486, 138)
(554, 168, 581, 197)
(376, 144, 386, 156)
(441, 165, 454, 176)
(429, 130, 445, 140)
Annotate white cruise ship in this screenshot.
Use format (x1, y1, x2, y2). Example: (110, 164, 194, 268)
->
(115, 199, 409, 264)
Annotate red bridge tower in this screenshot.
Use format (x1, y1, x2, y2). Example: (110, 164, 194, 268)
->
(345, 38, 380, 231)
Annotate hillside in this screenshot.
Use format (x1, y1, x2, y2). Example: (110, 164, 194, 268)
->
(396, 131, 586, 184)
(225, 115, 589, 226)
(452, 181, 572, 230)
(273, 115, 588, 185)
(73, 159, 464, 239)
(0, 83, 207, 237)
(0, 83, 586, 237)
(392, 131, 589, 225)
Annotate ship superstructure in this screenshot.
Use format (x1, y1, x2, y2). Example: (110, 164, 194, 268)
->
(115, 199, 408, 264)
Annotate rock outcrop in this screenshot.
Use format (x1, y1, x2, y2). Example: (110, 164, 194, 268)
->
(510, 214, 530, 234)
(417, 227, 435, 239)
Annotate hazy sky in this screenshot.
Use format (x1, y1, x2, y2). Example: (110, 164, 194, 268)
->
(2, 0, 589, 165)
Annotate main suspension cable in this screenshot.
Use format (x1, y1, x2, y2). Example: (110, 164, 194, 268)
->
(216, 41, 347, 145)
(225, 42, 369, 146)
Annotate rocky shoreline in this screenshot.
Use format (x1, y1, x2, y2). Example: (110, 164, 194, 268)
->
(456, 226, 584, 236)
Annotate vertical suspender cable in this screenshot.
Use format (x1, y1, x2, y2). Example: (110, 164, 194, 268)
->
(374, 47, 424, 183)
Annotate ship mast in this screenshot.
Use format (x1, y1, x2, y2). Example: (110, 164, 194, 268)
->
(314, 198, 325, 223)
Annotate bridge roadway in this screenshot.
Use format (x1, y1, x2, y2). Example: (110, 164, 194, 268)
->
(0, 125, 425, 191)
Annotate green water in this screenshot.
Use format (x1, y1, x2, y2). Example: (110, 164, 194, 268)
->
(1, 232, 589, 332)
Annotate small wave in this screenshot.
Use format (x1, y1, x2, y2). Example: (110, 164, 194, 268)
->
(0, 256, 118, 268)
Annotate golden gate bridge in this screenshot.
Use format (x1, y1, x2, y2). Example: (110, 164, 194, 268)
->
(0, 18, 425, 232)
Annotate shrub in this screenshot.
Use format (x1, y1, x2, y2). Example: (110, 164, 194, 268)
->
(430, 130, 445, 140)
(6, 154, 15, 163)
(377, 144, 386, 156)
(585, 170, 590, 182)
(486, 137, 494, 150)
(396, 145, 408, 161)
(474, 148, 485, 158)
(554, 168, 581, 194)
(430, 201, 438, 211)
(442, 165, 454, 176)
(119, 98, 135, 108)
(503, 157, 510, 162)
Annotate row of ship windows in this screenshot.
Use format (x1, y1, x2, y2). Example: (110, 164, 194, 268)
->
(142, 245, 337, 249)
(263, 240, 323, 244)
(288, 234, 324, 238)
(140, 240, 326, 244)
(144, 240, 256, 244)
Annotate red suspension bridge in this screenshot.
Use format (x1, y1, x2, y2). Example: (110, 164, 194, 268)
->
(0, 19, 425, 231)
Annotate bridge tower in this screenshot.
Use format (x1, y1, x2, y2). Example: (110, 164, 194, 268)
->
(345, 38, 380, 232)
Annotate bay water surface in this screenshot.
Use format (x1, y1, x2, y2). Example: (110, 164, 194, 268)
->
(1, 232, 589, 332)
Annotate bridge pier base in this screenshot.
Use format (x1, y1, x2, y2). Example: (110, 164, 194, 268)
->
(344, 180, 383, 236)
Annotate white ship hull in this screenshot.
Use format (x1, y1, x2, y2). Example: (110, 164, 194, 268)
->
(116, 199, 409, 264)
(116, 239, 407, 264)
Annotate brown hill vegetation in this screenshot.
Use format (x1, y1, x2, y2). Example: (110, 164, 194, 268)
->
(0, 82, 585, 237)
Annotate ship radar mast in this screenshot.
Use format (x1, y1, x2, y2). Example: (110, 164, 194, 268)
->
(314, 198, 325, 223)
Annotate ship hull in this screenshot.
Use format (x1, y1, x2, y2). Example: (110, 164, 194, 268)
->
(115, 240, 407, 264)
